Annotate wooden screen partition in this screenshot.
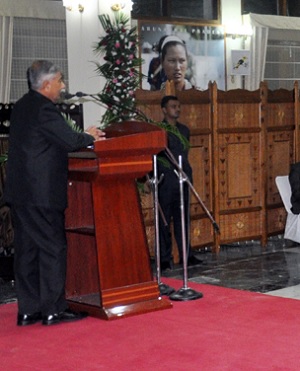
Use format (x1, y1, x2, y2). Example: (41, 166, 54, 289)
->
(176, 89, 214, 250)
(263, 83, 298, 237)
(65, 121, 172, 320)
(213, 84, 266, 248)
(135, 82, 299, 254)
(135, 88, 215, 261)
(0, 84, 299, 261)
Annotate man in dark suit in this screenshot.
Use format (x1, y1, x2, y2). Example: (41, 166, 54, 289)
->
(158, 95, 202, 271)
(4, 60, 106, 326)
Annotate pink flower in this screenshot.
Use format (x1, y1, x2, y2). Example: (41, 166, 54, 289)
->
(115, 42, 120, 48)
(129, 54, 134, 60)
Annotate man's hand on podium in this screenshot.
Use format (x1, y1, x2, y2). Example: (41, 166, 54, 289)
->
(85, 126, 106, 141)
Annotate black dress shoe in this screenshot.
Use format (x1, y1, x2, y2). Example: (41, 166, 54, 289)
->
(42, 313, 60, 326)
(17, 312, 42, 326)
(161, 261, 172, 271)
(42, 308, 88, 326)
(180, 255, 203, 266)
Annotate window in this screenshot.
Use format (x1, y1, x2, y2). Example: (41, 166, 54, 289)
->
(287, 1, 300, 17)
(242, 0, 280, 15)
(10, 17, 68, 102)
(131, 0, 220, 23)
(264, 29, 300, 90)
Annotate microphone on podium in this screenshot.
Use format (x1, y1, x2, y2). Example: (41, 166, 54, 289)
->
(63, 91, 89, 100)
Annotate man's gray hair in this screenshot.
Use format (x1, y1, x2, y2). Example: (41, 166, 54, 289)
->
(27, 60, 61, 90)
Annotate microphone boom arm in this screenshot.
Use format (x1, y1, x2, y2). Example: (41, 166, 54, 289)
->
(164, 147, 220, 233)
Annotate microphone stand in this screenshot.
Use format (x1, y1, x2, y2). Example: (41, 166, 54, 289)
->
(148, 155, 175, 297)
(164, 147, 220, 234)
(169, 156, 203, 301)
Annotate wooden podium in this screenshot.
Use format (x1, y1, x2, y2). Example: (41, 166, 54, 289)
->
(65, 121, 172, 320)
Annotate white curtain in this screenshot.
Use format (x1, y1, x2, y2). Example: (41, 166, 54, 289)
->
(245, 13, 300, 91)
(245, 25, 268, 91)
(0, 16, 13, 103)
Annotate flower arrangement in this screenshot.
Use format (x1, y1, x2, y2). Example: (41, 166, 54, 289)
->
(94, 12, 143, 128)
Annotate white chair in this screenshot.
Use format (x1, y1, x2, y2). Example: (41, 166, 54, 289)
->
(275, 175, 300, 243)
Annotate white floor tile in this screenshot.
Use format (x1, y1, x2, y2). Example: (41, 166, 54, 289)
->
(264, 284, 300, 300)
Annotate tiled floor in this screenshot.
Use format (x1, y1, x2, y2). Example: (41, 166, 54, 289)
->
(161, 235, 300, 300)
(1, 235, 300, 305)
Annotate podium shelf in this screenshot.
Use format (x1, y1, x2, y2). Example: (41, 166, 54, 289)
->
(65, 226, 95, 235)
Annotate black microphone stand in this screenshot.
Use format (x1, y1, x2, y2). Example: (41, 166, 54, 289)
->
(168, 156, 203, 301)
(148, 155, 175, 297)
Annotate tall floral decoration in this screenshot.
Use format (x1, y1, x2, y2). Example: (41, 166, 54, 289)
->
(94, 12, 143, 128)
(93, 12, 190, 150)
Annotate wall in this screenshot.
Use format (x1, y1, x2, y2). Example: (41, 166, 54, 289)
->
(65, 0, 132, 128)
(0, 0, 248, 126)
(222, 0, 250, 90)
(65, 0, 102, 128)
(65, 0, 247, 126)
(0, 0, 64, 19)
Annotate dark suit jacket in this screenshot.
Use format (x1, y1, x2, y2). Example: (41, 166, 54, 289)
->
(289, 162, 300, 214)
(4, 90, 94, 210)
(157, 120, 193, 181)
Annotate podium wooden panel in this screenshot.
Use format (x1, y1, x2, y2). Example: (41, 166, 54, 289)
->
(65, 121, 172, 320)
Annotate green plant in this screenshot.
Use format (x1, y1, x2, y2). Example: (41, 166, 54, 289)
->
(0, 154, 8, 164)
(61, 112, 83, 133)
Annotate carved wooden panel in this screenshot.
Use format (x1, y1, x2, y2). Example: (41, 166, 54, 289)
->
(218, 134, 261, 211)
(220, 211, 262, 243)
(189, 136, 212, 215)
(266, 132, 293, 205)
(190, 217, 213, 248)
(218, 103, 261, 130)
(264, 87, 296, 221)
(265, 102, 295, 128)
(267, 207, 286, 235)
(178, 89, 213, 236)
(135, 89, 165, 124)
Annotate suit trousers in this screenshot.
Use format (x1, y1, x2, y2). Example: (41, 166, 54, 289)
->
(11, 205, 68, 316)
(158, 175, 192, 263)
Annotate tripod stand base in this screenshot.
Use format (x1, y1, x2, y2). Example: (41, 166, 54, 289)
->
(169, 287, 203, 301)
(158, 282, 176, 296)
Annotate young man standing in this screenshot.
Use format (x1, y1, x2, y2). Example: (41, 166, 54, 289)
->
(158, 95, 201, 271)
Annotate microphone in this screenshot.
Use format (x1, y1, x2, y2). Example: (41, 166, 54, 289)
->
(63, 92, 75, 99)
(75, 91, 88, 97)
(63, 91, 89, 99)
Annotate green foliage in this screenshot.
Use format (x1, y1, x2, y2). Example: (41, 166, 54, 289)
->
(61, 112, 83, 133)
(0, 154, 8, 164)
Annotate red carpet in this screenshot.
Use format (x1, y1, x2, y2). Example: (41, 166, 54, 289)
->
(1, 278, 300, 371)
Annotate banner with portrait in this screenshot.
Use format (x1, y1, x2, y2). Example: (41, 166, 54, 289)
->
(139, 22, 226, 91)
